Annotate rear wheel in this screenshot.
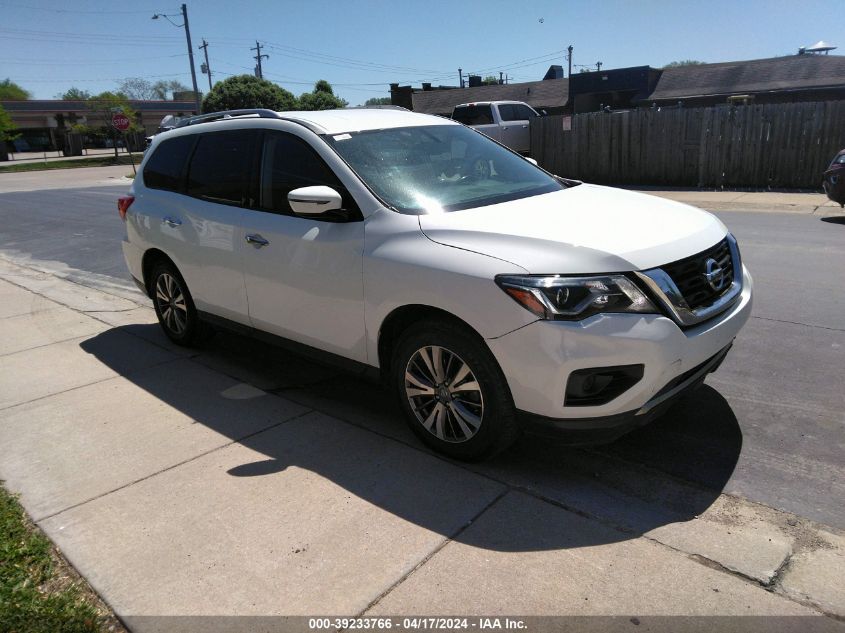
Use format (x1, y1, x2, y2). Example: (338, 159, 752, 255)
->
(149, 261, 207, 346)
(392, 320, 519, 461)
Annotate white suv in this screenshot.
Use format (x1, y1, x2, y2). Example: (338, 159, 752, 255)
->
(119, 107, 752, 460)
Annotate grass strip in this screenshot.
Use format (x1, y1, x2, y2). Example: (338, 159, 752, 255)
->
(0, 484, 122, 632)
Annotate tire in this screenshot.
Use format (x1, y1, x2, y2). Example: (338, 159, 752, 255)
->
(392, 319, 520, 461)
(149, 261, 209, 346)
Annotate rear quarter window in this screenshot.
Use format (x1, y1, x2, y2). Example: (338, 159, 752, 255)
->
(143, 135, 195, 191)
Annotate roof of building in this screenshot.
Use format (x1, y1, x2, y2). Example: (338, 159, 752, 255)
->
(646, 55, 845, 102)
(411, 79, 568, 115)
(1, 99, 197, 112)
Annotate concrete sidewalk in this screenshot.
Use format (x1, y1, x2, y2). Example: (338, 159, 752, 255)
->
(1, 255, 844, 630)
(636, 188, 843, 215)
(0, 164, 134, 193)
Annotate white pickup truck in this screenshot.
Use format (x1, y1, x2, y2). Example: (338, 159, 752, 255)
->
(451, 101, 540, 155)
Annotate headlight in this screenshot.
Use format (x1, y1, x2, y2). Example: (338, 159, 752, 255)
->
(495, 274, 657, 320)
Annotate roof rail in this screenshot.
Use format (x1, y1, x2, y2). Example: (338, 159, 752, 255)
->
(349, 104, 409, 111)
(175, 109, 282, 128)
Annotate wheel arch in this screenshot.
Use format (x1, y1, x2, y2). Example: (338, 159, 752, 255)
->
(377, 304, 502, 382)
(141, 248, 179, 298)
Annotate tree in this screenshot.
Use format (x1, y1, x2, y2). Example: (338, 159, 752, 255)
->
(85, 91, 140, 158)
(0, 104, 20, 160)
(314, 79, 334, 94)
(152, 80, 190, 100)
(118, 77, 157, 100)
(663, 60, 706, 68)
(364, 97, 392, 106)
(297, 80, 347, 111)
(56, 87, 92, 100)
(0, 79, 31, 100)
(482, 75, 500, 85)
(201, 75, 297, 113)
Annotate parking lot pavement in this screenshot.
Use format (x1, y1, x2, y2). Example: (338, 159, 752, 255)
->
(2, 258, 845, 626)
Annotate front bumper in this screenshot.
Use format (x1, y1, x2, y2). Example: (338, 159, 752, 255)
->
(518, 342, 731, 444)
(487, 265, 752, 434)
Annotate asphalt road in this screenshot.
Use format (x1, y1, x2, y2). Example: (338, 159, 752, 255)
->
(1, 184, 843, 528)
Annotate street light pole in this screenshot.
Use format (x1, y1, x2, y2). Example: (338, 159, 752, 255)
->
(181, 4, 201, 113)
(153, 5, 201, 113)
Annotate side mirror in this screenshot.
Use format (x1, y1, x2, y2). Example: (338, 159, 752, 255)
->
(288, 186, 343, 216)
(526, 157, 538, 166)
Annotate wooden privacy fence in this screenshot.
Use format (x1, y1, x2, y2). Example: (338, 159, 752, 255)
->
(530, 101, 845, 189)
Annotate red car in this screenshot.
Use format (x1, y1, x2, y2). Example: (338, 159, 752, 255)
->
(823, 149, 845, 207)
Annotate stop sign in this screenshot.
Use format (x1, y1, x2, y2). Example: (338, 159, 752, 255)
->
(112, 113, 130, 131)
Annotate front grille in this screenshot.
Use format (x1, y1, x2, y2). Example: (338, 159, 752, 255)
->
(661, 238, 734, 310)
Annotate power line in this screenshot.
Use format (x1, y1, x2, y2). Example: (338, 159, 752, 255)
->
(0, 2, 157, 14)
(0, 27, 183, 42)
(6, 73, 189, 83)
(0, 54, 187, 65)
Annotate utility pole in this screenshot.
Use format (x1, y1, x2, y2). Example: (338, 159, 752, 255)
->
(596, 61, 603, 72)
(458, 68, 464, 88)
(566, 45, 573, 77)
(499, 71, 503, 85)
(251, 41, 269, 79)
(199, 39, 212, 91)
(152, 4, 201, 113)
(181, 4, 200, 113)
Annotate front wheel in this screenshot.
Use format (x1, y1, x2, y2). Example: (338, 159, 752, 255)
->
(392, 320, 519, 461)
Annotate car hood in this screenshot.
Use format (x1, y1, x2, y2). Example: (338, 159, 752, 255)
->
(418, 184, 728, 273)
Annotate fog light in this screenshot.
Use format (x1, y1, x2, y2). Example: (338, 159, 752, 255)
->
(565, 364, 644, 407)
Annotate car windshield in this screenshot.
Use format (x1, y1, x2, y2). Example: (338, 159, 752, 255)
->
(324, 125, 562, 214)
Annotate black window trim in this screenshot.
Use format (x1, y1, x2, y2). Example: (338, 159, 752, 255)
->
(183, 129, 258, 208)
(248, 129, 363, 223)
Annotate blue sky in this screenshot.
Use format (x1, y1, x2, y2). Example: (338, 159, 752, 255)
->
(0, 0, 839, 105)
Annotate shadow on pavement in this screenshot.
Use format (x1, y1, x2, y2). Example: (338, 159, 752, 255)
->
(820, 215, 845, 225)
(80, 325, 742, 552)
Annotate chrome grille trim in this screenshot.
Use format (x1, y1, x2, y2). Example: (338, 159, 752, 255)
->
(635, 234, 743, 327)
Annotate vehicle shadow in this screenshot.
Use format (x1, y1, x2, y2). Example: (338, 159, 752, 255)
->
(80, 325, 743, 552)
(820, 215, 845, 225)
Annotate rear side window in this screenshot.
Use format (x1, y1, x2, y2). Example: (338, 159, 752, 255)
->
(452, 105, 493, 125)
(143, 135, 195, 191)
(186, 130, 256, 205)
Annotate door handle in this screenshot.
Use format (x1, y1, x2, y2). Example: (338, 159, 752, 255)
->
(162, 216, 182, 227)
(245, 234, 270, 247)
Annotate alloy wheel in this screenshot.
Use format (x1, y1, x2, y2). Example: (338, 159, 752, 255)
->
(404, 345, 484, 443)
(154, 272, 188, 336)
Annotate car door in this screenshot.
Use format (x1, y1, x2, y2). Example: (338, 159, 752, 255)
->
(142, 130, 254, 323)
(497, 103, 535, 154)
(239, 129, 367, 361)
